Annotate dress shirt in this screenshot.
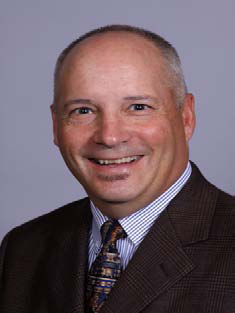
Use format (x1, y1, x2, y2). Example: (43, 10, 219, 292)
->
(88, 162, 192, 270)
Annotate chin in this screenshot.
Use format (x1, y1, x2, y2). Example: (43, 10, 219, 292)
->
(93, 193, 134, 204)
(89, 188, 139, 205)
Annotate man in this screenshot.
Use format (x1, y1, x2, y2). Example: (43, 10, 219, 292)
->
(0, 25, 234, 313)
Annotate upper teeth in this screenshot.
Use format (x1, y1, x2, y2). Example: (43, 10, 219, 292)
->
(96, 156, 138, 165)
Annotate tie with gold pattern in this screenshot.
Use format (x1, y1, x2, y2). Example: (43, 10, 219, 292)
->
(87, 219, 127, 312)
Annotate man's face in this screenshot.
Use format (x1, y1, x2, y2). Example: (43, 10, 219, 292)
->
(52, 32, 195, 217)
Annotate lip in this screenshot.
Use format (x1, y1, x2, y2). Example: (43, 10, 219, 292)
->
(86, 154, 143, 160)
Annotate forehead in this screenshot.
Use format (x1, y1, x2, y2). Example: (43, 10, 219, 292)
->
(55, 32, 172, 106)
(59, 32, 165, 78)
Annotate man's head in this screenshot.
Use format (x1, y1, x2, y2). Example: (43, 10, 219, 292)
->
(51, 25, 195, 218)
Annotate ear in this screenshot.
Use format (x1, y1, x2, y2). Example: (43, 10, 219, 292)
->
(181, 93, 196, 142)
(50, 104, 59, 146)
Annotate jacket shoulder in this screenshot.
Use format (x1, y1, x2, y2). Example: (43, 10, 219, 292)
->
(213, 189, 235, 235)
(1, 197, 91, 247)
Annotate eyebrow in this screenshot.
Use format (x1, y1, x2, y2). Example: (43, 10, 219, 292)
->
(65, 99, 93, 105)
(123, 95, 159, 102)
(63, 98, 93, 110)
(63, 95, 159, 108)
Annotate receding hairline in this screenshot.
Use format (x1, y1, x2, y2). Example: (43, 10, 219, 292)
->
(53, 24, 187, 107)
(56, 30, 167, 84)
(61, 30, 164, 61)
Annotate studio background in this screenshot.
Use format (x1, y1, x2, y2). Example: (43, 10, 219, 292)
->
(1, 0, 235, 241)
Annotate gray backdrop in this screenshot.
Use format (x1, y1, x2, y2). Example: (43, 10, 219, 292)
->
(1, 0, 235, 241)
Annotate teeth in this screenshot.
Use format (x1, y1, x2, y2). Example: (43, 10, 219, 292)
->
(96, 156, 138, 165)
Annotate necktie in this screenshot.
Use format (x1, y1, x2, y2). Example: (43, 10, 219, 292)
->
(87, 219, 127, 312)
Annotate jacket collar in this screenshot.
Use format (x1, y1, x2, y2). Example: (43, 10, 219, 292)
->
(167, 161, 219, 246)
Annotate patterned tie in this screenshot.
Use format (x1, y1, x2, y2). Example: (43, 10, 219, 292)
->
(87, 219, 127, 312)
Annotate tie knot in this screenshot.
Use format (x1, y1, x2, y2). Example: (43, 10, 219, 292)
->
(101, 219, 127, 245)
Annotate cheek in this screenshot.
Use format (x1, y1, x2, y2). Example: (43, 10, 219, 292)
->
(138, 118, 172, 147)
(57, 126, 85, 154)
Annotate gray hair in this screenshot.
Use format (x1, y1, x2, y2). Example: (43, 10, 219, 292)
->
(53, 24, 187, 107)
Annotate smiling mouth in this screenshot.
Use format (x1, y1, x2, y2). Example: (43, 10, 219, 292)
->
(89, 156, 141, 165)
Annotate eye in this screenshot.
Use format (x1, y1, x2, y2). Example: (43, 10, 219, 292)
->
(61, 103, 96, 125)
(63, 106, 95, 125)
(71, 107, 93, 115)
(130, 104, 150, 111)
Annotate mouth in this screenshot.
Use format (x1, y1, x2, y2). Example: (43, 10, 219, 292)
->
(89, 155, 141, 166)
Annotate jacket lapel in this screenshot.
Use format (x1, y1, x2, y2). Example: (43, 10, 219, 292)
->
(100, 209, 195, 313)
(46, 199, 92, 313)
(100, 163, 219, 313)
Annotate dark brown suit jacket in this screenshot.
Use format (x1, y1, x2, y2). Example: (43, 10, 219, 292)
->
(0, 163, 234, 313)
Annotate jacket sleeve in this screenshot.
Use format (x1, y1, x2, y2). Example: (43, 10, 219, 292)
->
(0, 232, 10, 295)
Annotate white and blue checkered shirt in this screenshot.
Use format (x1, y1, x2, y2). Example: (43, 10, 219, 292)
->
(88, 162, 192, 270)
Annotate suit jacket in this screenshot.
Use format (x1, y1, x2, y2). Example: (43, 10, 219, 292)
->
(0, 163, 234, 313)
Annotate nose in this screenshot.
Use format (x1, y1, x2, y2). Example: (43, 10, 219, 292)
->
(93, 113, 131, 148)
